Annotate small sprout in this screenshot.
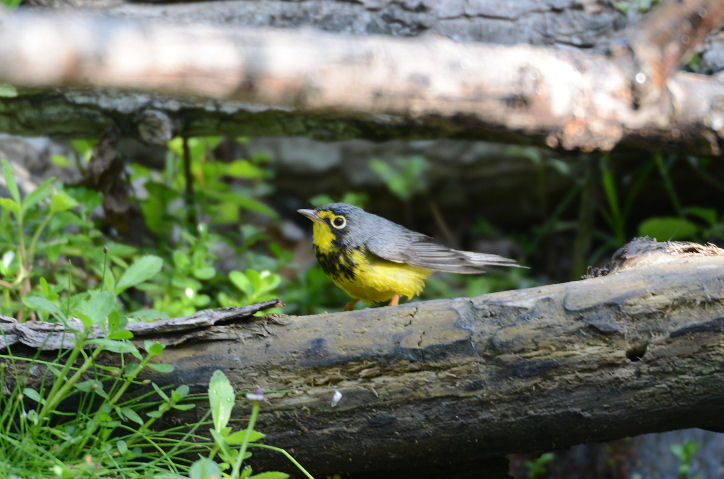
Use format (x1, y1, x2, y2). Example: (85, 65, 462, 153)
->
(246, 388, 265, 402)
(331, 389, 342, 407)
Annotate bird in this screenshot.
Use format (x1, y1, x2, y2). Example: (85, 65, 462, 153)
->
(297, 203, 524, 310)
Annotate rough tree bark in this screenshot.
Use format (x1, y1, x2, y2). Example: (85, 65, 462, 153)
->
(0, 1, 723, 154)
(3, 244, 724, 477)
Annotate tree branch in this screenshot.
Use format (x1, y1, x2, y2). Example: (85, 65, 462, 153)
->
(0, 9, 722, 154)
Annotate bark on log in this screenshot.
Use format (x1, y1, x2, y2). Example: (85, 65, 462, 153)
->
(3, 250, 724, 477)
(0, 7, 723, 154)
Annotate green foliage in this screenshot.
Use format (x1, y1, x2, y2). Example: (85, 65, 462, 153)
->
(0, 260, 205, 478)
(591, 153, 723, 266)
(197, 370, 312, 479)
(525, 452, 555, 479)
(128, 137, 285, 316)
(370, 156, 428, 201)
(0, 159, 139, 318)
(0, 83, 17, 97)
(0, 0, 21, 7)
(309, 192, 369, 208)
(670, 441, 702, 479)
(227, 269, 281, 306)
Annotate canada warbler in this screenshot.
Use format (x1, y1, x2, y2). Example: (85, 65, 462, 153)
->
(298, 203, 523, 310)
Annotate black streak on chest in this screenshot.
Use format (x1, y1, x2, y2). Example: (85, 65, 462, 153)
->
(314, 245, 357, 281)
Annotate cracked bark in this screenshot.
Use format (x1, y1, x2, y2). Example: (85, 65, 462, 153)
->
(3, 249, 724, 477)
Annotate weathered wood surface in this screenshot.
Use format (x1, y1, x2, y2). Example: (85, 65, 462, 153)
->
(0, 5, 723, 154)
(5, 255, 723, 477)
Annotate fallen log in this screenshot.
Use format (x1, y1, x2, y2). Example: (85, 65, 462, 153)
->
(0, 5, 723, 154)
(2, 242, 723, 477)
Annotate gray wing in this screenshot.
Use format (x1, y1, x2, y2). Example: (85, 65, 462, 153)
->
(365, 227, 523, 274)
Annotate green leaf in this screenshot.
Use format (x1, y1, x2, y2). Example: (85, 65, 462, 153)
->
(225, 160, 264, 179)
(2, 159, 20, 203)
(115, 255, 163, 294)
(116, 439, 128, 455)
(0, 84, 18, 98)
(20, 178, 54, 214)
(173, 403, 195, 411)
(151, 382, 170, 402)
(209, 369, 235, 432)
(144, 340, 164, 357)
(172, 250, 191, 271)
(248, 473, 290, 479)
(194, 265, 216, 280)
(638, 217, 699, 241)
(50, 191, 79, 213)
(86, 290, 116, 325)
(147, 363, 174, 373)
(75, 380, 108, 399)
(234, 196, 278, 218)
(174, 384, 190, 399)
(0, 197, 19, 215)
(24, 296, 64, 320)
(189, 458, 222, 479)
(229, 271, 253, 296)
(259, 271, 281, 293)
(685, 206, 717, 225)
(246, 269, 262, 293)
(107, 330, 133, 340)
(22, 387, 45, 404)
(90, 338, 142, 359)
(227, 428, 265, 444)
(119, 407, 144, 426)
(50, 154, 72, 168)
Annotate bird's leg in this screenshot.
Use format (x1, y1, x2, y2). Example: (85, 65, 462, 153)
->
(388, 294, 400, 307)
(343, 299, 359, 311)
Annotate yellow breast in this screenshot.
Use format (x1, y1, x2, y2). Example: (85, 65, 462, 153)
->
(327, 247, 431, 304)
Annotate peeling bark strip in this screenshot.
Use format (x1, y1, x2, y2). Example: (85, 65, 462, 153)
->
(0, 299, 281, 350)
(4, 255, 723, 477)
(0, 10, 722, 154)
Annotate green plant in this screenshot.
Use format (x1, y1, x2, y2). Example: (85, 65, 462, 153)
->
(0, 159, 134, 318)
(0, 257, 210, 478)
(198, 370, 313, 479)
(128, 137, 285, 316)
(369, 156, 428, 201)
(670, 440, 702, 479)
(525, 452, 555, 479)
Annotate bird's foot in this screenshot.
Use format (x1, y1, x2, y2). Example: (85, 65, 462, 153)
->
(343, 299, 359, 311)
(388, 294, 400, 307)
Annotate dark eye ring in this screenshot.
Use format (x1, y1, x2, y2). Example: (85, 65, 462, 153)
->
(332, 216, 346, 229)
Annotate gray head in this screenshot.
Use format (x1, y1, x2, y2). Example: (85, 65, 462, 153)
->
(297, 202, 396, 249)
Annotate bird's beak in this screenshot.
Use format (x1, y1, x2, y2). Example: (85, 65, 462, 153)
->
(297, 209, 323, 223)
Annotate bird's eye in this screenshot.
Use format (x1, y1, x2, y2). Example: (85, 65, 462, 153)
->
(332, 216, 346, 229)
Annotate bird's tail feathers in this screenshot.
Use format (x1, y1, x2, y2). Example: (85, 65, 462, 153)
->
(460, 251, 527, 269)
